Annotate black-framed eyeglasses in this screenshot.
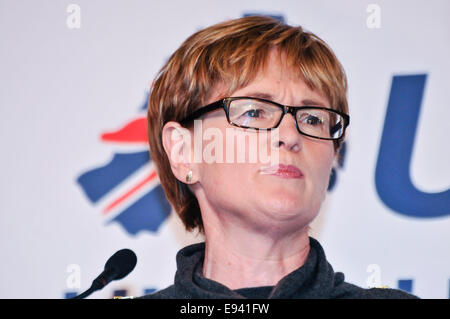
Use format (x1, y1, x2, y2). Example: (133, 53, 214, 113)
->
(180, 96, 350, 140)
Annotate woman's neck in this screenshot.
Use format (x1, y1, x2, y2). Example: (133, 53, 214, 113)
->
(201, 221, 310, 290)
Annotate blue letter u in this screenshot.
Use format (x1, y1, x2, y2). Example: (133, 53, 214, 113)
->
(375, 74, 449, 218)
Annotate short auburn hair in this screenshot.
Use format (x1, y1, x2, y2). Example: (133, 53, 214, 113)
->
(147, 15, 348, 234)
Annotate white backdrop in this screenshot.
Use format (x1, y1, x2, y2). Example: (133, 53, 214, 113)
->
(0, 0, 449, 299)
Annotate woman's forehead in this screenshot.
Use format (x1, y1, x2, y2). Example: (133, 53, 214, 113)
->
(207, 49, 331, 107)
(209, 77, 330, 108)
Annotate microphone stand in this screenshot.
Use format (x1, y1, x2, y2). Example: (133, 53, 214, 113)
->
(71, 277, 105, 299)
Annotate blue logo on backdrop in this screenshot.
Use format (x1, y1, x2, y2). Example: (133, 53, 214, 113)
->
(375, 74, 450, 218)
(77, 95, 172, 235)
(243, 13, 285, 23)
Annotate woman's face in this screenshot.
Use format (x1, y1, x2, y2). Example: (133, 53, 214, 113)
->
(192, 51, 336, 233)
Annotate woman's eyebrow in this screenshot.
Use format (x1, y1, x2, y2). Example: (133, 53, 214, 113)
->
(300, 99, 326, 106)
(241, 92, 274, 100)
(237, 92, 327, 107)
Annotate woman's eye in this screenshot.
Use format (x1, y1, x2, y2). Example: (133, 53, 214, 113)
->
(243, 109, 262, 118)
(305, 115, 322, 125)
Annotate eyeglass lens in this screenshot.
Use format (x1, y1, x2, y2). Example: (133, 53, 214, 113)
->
(228, 98, 344, 139)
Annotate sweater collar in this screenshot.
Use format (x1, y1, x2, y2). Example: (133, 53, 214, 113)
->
(173, 237, 345, 299)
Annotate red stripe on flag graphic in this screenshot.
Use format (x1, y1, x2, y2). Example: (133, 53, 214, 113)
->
(102, 170, 157, 215)
(100, 117, 147, 143)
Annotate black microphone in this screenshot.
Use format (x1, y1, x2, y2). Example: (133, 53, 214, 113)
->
(72, 248, 137, 299)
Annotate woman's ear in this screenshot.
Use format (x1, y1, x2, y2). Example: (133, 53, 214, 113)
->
(162, 121, 195, 183)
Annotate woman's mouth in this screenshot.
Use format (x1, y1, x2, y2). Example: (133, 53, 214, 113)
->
(259, 164, 304, 179)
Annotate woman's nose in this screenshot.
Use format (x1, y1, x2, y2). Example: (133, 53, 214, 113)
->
(273, 113, 302, 152)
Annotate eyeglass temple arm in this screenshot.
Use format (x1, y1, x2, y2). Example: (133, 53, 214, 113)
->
(180, 100, 224, 125)
(329, 113, 350, 136)
(330, 122, 342, 136)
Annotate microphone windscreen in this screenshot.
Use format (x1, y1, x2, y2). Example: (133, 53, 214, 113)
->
(105, 248, 137, 280)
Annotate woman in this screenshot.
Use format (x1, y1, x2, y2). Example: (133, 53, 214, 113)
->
(142, 16, 417, 299)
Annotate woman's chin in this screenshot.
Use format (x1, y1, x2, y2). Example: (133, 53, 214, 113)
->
(258, 196, 318, 224)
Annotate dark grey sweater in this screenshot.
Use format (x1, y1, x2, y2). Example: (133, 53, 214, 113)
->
(139, 237, 418, 299)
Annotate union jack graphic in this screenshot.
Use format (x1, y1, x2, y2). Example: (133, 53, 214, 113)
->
(77, 96, 171, 235)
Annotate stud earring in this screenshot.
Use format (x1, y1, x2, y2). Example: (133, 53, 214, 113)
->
(186, 170, 193, 183)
